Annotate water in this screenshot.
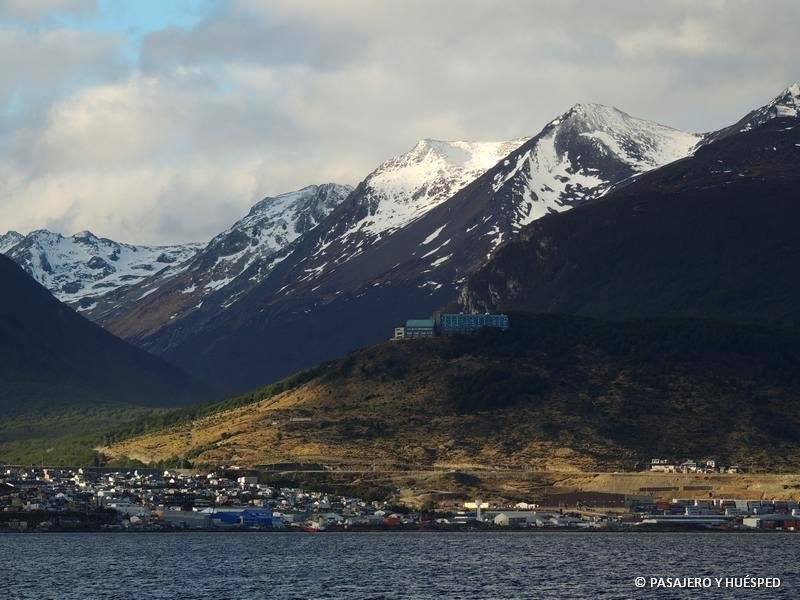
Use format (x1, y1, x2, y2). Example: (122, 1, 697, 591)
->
(1, 532, 797, 599)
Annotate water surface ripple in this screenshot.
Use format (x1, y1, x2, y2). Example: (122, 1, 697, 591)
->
(2, 531, 796, 599)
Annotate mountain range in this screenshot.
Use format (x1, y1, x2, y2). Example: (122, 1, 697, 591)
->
(100, 100, 719, 392)
(122, 87, 798, 393)
(1, 230, 201, 310)
(2, 84, 798, 397)
(83, 183, 353, 340)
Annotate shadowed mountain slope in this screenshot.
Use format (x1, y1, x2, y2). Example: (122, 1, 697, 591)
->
(0, 255, 209, 443)
(459, 118, 800, 330)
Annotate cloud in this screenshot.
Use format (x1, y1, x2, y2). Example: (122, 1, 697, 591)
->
(0, 27, 122, 107)
(0, 0, 96, 21)
(0, 0, 798, 244)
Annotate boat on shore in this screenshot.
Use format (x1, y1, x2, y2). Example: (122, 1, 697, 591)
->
(302, 521, 326, 533)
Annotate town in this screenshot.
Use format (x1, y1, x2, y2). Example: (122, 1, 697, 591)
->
(392, 312, 509, 339)
(647, 458, 744, 474)
(2, 466, 798, 533)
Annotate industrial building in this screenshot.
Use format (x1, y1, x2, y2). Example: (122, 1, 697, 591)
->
(392, 313, 509, 340)
(393, 318, 436, 340)
(439, 313, 509, 334)
(742, 513, 800, 530)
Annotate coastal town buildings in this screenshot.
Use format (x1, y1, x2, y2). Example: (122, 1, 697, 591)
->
(2, 466, 798, 532)
(648, 458, 742, 474)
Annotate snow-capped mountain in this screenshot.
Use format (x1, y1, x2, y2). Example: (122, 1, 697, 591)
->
(1, 230, 201, 308)
(91, 141, 524, 338)
(294, 138, 528, 283)
(84, 84, 800, 396)
(122, 104, 707, 393)
(459, 116, 800, 328)
(354, 138, 527, 235)
(703, 83, 800, 145)
(278, 103, 702, 298)
(490, 103, 701, 227)
(87, 183, 352, 336)
(0, 230, 23, 254)
(744, 82, 800, 122)
(191, 183, 354, 290)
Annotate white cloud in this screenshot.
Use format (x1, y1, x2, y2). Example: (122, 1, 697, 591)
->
(0, 0, 95, 20)
(0, 0, 798, 244)
(0, 26, 121, 106)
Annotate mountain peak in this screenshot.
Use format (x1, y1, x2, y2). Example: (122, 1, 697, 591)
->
(567, 102, 620, 114)
(771, 82, 800, 116)
(401, 137, 529, 171)
(409, 138, 471, 161)
(351, 136, 528, 232)
(246, 183, 352, 218)
(0, 230, 24, 254)
(4, 228, 200, 305)
(28, 228, 63, 242)
(489, 102, 701, 227)
(412, 137, 439, 148)
(700, 83, 800, 146)
(558, 102, 688, 135)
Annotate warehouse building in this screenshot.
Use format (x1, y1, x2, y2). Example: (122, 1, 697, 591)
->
(742, 513, 800, 530)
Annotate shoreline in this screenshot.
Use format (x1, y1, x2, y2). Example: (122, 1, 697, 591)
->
(2, 526, 795, 535)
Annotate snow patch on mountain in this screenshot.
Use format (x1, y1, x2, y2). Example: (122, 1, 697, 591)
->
(2, 229, 201, 304)
(741, 83, 799, 129)
(194, 183, 353, 291)
(0, 231, 24, 254)
(421, 225, 447, 246)
(702, 84, 800, 146)
(492, 126, 606, 223)
(357, 138, 528, 238)
(492, 103, 701, 227)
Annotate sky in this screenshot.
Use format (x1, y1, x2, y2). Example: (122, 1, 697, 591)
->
(0, 0, 798, 245)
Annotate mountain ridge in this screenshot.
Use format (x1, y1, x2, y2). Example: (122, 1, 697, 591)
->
(458, 117, 800, 330)
(86, 183, 353, 337)
(117, 98, 719, 393)
(8, 84, 798, 398)
(702, 82, 800, 145)
(0, 229, 202, 310)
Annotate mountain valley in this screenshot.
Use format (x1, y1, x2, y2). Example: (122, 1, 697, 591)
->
(0, 255, 208, 462)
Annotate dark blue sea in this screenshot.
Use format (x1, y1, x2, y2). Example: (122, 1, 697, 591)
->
(2, 532, 796, 599)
